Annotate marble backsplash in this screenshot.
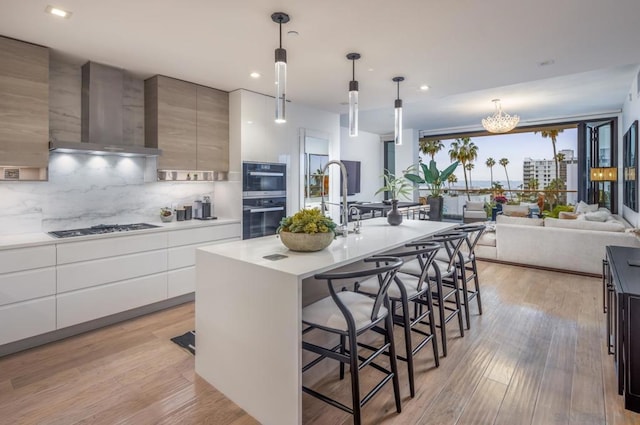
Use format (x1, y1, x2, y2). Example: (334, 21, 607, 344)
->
(0, 152, 240, 235)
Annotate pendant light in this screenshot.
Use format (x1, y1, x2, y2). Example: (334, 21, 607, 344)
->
(392, 76, 404, 146)
(271, 12, 290, 123)
(346, 53, 361, 137)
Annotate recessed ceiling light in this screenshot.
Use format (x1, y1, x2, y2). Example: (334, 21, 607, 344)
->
(420, 85, 430, 91)
(45, 5, 72, 18)
(250, 72, 261, 79)
(287, 30, 299, 37)
(368, 68, 374, 72)
(538, 59, 555, 67)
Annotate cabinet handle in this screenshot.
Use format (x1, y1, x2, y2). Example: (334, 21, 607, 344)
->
(249, 207, 285, 213)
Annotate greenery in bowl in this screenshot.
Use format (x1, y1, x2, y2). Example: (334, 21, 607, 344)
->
(277, 208, 337, 234)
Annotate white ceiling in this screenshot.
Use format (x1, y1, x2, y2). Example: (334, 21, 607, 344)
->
(2, 0, 640, 135)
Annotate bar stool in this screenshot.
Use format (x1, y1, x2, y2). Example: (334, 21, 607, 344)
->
(355, 241, 441, 398)
(301, 256, 403, 425)
(400, 231, 467, 357)
(453, 224, 486, 329)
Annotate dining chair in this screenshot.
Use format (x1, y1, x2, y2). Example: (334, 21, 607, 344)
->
(355, 241, 441, 398)
(301, 256, 403, 425)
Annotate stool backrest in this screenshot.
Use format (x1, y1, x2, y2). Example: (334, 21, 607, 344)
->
(455, 224, 486, 256)
(393, 241, 441, 292)
(428, 231, 467, 273)
(314, 256, 403, 324)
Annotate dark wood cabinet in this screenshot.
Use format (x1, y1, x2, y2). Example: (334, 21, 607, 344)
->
(605, 246, 640, 412)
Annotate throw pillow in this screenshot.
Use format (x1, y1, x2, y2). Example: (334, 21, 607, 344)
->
(575, 201, 599, 214)
(501, 205, 529, 217)
(465, 201, 485, 211)
(584, 211, 610, 222)
(558, 211, 578, 220)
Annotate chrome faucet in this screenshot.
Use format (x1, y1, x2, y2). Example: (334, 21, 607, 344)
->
(348, 205, 362, 234)
(320, 160, 349, 237)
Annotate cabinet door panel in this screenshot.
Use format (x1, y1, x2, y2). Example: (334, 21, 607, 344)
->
(0, 296, 56, 345)
(0, 37, 49, 167)
(0, 245, 56, 274)
(57, 250, 167, 293)
(196, 86, 229, 171)
(156, 76, 197, 170)
(0, 267, 56, 306)
(57, 232, 167, 264)
(168, 267, 195, 298)
(167, 223, 240, 247)
(57, 273, 167, 328)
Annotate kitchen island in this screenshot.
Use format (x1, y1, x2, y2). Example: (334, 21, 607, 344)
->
(195, 218, 455, 425)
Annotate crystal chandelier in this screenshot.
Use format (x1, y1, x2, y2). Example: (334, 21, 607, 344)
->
(482, 99, 519, 133)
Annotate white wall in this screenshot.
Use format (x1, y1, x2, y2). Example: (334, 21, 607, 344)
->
(340, 128, 383, 202)
(621, 66, 640, 226)
(232, 89, 340, 216)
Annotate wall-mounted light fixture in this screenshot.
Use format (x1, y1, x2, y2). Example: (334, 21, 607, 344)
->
(346, 53, 361, 137)
(271, 12, 290, 123)
(392, 76, 404, 146)
(590, 167, 618, 182)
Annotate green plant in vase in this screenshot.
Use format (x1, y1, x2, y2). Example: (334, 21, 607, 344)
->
(375, 172, 412, 226)
(404, 159, 459, 221)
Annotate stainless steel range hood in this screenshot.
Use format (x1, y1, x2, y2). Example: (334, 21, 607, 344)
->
(49, 62, 161, 157)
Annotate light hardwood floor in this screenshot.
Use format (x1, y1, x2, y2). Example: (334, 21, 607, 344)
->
(1, 262, 639, 424)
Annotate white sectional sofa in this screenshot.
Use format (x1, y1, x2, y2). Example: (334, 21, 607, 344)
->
(476, 214, 640, 275)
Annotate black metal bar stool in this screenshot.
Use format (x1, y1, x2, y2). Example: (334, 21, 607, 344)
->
(453, 224, 486, 329)
(301, 256, 403, 425)
(355, 241, 441, 398)
(400, 231, 467, 357)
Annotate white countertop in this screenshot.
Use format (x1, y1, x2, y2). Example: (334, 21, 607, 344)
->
(198, 218, 455, 280)
(0, 218, 240, 250)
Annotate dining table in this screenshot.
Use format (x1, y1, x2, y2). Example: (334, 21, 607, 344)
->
(356, 201, 423, 217)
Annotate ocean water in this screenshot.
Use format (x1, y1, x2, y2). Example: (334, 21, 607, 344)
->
(447, 180, 524, 189)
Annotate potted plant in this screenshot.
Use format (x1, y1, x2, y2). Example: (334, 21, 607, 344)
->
(404, 159, 459, 221)
(160, 207, 173, 222)
(277, 208, 337, 252)
(375, 171, 413, 225)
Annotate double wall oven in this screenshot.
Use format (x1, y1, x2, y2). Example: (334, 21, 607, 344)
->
(242, 162, 287, 239)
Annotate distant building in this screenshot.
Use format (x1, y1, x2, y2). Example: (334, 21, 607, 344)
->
(523, 150, 578, 205)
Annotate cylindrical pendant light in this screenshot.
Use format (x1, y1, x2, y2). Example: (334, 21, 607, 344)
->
(271, 12, 290, 123)
(392, 76, 404, 146)
(346, 53, 361, 137)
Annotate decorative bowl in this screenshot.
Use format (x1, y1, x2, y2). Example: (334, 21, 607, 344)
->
(160, 212, 174, 223)
(279, 231, 334, 252)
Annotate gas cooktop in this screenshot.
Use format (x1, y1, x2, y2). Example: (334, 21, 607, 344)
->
(49, 223, 160, 238)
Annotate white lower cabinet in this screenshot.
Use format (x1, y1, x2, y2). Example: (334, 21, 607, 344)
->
(168, 267, 195, 298)
(57, 250, 168, 293)
(0, 221, 241, 346)
(0, 296, 56, 345)
(166, 223, 240, 297)
(0, 245, 57, 345)
(57, 273, 168, 328)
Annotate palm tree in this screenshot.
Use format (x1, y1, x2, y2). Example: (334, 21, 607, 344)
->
(535, 129, 564, 183)
(447, 173, 458, 189)
(485, 157, 496, 188)
(499, 158, 511, 194)
(418, 139, 444, 160)
(465, 163, 475, 188)
(449, 137, 478, 200)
